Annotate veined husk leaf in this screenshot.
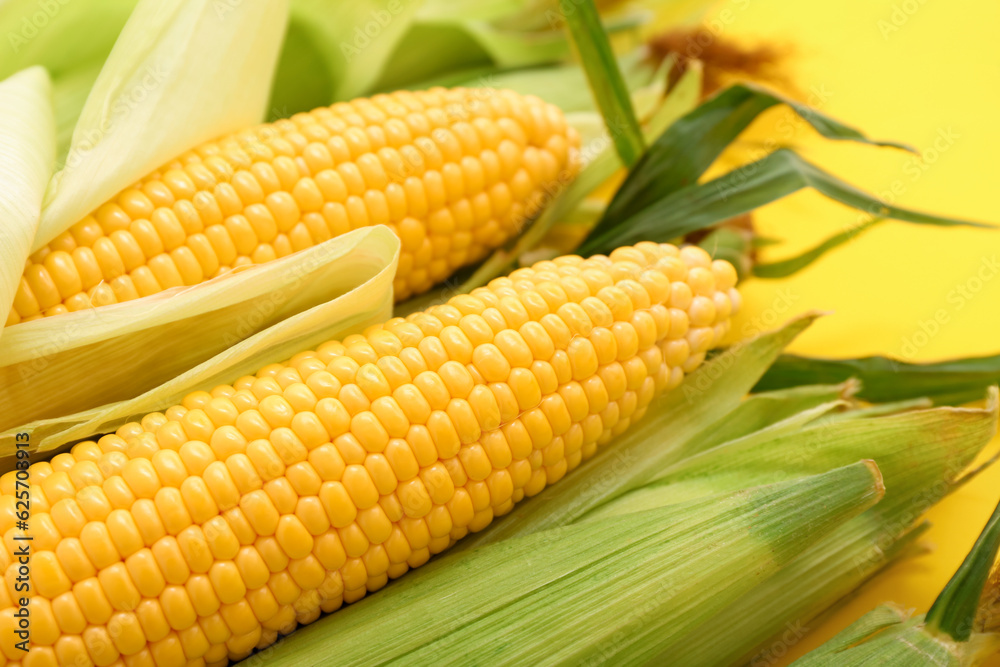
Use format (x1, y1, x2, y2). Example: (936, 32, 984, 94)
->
(265, 462, 884, 666)
(457, 313, 820, 550)
(33, 0, 291, 251)
(791, 606, 1000, 665)
(581, 399, 852, 515)
(660, 389, 999, 666)
(600, 389, 999, 512)
(819, 397, 934, 422)
(0, 67, 54, 341)
(695, 381, 857, 451)
(0, 226, 399, 452)
(792, 605, 976, 666)
(679, 523, 932, 667)
(578, 148, 991, 257)
(791, 492, 1000, 666)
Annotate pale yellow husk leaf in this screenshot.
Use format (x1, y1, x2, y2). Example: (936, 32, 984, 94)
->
(33, 0, 291, 251)
(0, 226, 399, 446)
(0, 67, 55, 341)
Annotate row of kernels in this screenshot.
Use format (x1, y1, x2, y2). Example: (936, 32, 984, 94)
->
(15, 87, 577, 322)
(4, 242, 727, 666)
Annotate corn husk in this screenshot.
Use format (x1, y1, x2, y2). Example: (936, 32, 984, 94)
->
(649, 389, 999, 666)
(793, 598, 1000, 665)
(758, 352, 1000, 406)
(0, 226, 398, 456)
(0, 66, 54, 345)
(232, 316, 997, 665)
(0, 0, 697, 153)
(792, 481, 1000, 666)
(244, 315, 997, 665)
(268, 462, 884, 666)
(34, 0, 290, 251)
(458, 313, 821, 548)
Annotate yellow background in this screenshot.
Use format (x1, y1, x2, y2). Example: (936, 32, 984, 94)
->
(696, 0, 1000, 662)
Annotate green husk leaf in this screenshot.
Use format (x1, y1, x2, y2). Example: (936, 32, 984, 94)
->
(0, 227, 399, 452)
(458, 313, 820, 550)
(693, 525, 931, 667)
(0, 67, 55, 341)
(792, 605, 924, 666)
(562, 0, 644, 167)
(695, 381, 857, 451)
(927, 497, 1000, 641)
(0, 0, 135, 156)
(821, 397, 933, 422)
(281, 0, 422, 104)
(673, 390, 999, 667)
(753, 218, 884, 278)
(586, 82, 913, 246)
(584, 399, 849, 515)
(34, 0, 291, 251)
(577, 148, 991, 257)
(812, 604, 918, 657)
(266, 462, 883, 666)
(792, 605, 1000, 667)
(595, 390, 998, 517)
(796, 623, 962, 666)
(756, 353, 1000, 406)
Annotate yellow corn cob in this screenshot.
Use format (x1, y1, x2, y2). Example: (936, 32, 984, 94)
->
(9, 87, 580, 326)
(0, 243, 738, 667)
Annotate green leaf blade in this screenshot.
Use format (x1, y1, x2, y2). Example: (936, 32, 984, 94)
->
(757, 354, 1000, 406)
(927, 498, 1000, 641)
(585, 82, 916, 250)
(562, 0, 644, 167)
(579, 149, 990, 257)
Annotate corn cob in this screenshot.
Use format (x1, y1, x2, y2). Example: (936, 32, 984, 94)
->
(0, 243, 738, 666)
(9, 88, 579, 326)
